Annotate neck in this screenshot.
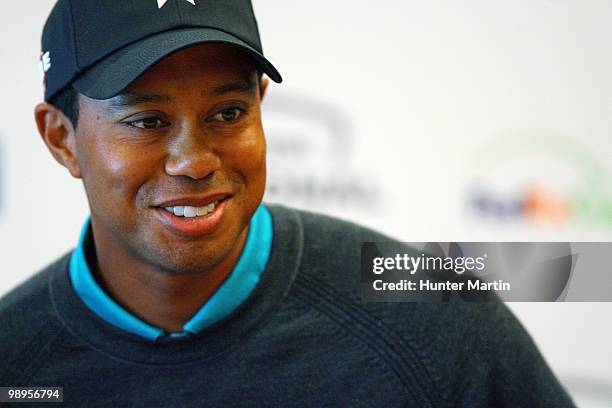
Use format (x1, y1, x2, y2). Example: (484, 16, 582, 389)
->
(87, 223, 248, 333)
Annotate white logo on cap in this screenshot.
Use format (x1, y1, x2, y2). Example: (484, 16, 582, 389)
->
(39, 51, 51, 87)
(157, 0, 195, 8)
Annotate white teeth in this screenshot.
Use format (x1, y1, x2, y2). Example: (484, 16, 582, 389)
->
(183, 206, 197, 218)
(163, 201, 219, 218)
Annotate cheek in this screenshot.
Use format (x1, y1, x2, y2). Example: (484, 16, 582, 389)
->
(105, 149, 152, 192)
(78, 140, 160, 207)
(229, 131, 266, 175)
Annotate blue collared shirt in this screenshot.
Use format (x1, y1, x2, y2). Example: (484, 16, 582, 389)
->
(69, 204, 273, 340)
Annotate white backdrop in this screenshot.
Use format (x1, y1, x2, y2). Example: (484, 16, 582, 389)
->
(1, 1, 611, 405)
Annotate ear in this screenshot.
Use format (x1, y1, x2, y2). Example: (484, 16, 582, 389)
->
(34, 102, 82, 179)
(259, 77, 269, 101)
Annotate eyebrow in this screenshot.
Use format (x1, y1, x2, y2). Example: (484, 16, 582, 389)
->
(105, 94, 171, 111)
(208, 77, 258, 97)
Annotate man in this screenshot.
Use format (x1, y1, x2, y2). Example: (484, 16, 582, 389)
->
(0, 0, 574, 406)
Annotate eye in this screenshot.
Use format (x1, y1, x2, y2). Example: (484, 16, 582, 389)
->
(212, 108, 244, 123)
(126, 117, 169, 130)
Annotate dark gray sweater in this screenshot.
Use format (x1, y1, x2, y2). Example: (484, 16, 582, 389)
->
(0, 204, 574, 407)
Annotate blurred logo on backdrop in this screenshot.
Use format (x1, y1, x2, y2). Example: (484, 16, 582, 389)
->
(466, 130, 612, 231)
(262, 92, 381, 212)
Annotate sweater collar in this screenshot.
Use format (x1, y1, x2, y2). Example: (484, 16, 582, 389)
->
(50, 204, 302, 365)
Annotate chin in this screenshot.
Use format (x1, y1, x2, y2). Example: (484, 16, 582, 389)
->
(151, 251, 222, 275)
(142, 233, 238, 275)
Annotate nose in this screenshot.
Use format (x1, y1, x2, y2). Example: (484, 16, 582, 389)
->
(164, 126, 221, 180)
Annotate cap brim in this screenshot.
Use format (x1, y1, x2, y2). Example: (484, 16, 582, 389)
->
(73, 27, 282, 100)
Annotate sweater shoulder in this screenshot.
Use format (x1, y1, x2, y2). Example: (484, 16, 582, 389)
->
(267, 206, 573, 406)
(0, 252, 71, 316)
(0, 253, 71, 382)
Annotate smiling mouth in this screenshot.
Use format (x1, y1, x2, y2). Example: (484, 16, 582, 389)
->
(162, 201, 220, 218)
(154, 196, 230, 237)
(155, 194, 231, 217)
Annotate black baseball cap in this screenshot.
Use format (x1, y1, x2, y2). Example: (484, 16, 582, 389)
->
(40, 0, 282, 102)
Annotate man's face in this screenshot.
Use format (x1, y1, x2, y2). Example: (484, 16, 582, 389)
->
(73, 43, 267, 273)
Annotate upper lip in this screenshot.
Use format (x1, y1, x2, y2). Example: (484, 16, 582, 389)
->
(155, 193, 231, 208)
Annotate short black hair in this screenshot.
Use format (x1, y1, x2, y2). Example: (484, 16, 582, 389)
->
(49, 86, 80, 129)
(48, 72, 263, 130)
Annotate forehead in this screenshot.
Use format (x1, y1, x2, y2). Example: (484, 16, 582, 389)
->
(123, 43, 258, 94)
